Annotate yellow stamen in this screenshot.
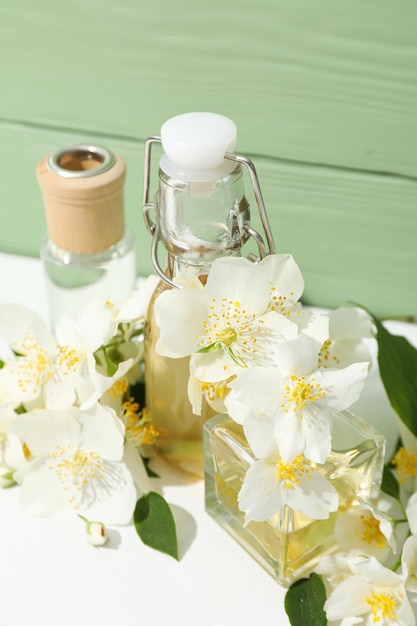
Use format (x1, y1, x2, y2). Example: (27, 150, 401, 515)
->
(10, 333, 54, 393)
(201, 377, 235, 402)
(365, 592, 396, 623)
(318, 339, 340, 368)
(391, 447, 417, 484)
(281, 375, 325, 415)
(109, 376, 129, 399)
(360, 514, 386, 549)
(122, 399, 159, 446)
(49, 444, 105, 504)
(276, 454, 313, 488)
(56, 345, 80, 374)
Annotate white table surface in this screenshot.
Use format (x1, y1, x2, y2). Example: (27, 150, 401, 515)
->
(0, 251, 415, 626)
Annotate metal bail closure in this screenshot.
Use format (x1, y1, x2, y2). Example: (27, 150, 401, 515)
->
(142, 136, 276, 288)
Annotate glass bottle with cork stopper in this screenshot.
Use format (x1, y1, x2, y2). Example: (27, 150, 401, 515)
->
(142, 112, 275, 477)
(37, 144, 136, 329)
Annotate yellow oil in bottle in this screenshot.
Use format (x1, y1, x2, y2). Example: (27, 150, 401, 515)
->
(144, 279, 216, 478)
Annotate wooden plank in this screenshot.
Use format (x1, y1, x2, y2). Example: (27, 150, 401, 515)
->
(0, 122, 415, 319)
(0, 0, 416, 176)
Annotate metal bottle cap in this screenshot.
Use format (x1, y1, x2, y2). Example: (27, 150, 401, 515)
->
(46, 145, 116, 178)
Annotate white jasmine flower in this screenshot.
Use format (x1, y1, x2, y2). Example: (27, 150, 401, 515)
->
(237, 413, 338, 523)
(225, 334, 369, 463)
(0, 304, 133, 411)
(10, 403, 137, 524)
(324, 556, 415, 626)
(334, 502, 396, 561)
(155, 255, 299, 383)
(238, 448, 338, 524)
(318, 306, 374, 369)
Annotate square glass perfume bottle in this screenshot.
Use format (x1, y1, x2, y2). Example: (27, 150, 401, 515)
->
(204, 410, 386, 587)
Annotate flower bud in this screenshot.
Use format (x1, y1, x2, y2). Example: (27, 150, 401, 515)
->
(86, 521, 108, 546)
(79, 515, 108, 546)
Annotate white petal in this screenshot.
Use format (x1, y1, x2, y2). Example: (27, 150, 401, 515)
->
(288, 471, 338, 519)
(329, 306, 374, 341)
(43, 374, 77, 410)
(57, 299, 113, 353)
(222, 388, 252, 425)
(258, 253, 304, 301)
(301, 405, 332, 463)
(238, 460, 285, 523)
(324, 576, 372, 621)
(0, 363, 40, 406)
(187, 374, 203, 416)
(402, 534, 417, 592)
(320, 362, 369, 411)
(321, 336, 373, 370)
(205, 257, 270, 315)
(243, 413, 277, 459)
(274, 334, 319, 376)
(116, 274, 160, 322)
(0, 304, 55, 352)
(192, 351, 241, 383)
(397, 595, 416, 626)
(80, 461, 137, 525)
(274, 416, 305, 464)
(227, 367, 281, 415)
(10, 409, 80, 457)
(407, 492, 417, 535)
(154, 288, 207, 357)
(19, 464, 69, 516)
(352, 555, 403, 587)
(0, 404, 18, 429)
(296, 309, 329, 345)
(2, 432, 28, 470)
(258, 310, 299, 343)
(123, 443, 151, 494)
(79, 404, 125, 461)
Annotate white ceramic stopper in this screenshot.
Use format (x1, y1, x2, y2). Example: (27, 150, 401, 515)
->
(160, 112, 237, 181)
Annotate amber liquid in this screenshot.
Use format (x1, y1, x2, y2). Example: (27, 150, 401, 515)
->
(144, 279, 216, 478)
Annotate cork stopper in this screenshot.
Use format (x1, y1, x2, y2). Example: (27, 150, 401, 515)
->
(37, 145, 126, 254)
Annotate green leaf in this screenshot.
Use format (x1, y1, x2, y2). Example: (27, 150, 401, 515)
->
(134, 492, 178, 560)
(373, 316, 417, 436)
(284, 573, 327, 626)
(381, 464, 400, 500)
(197, 342, 221, 354)
(0, 359, 5, 369)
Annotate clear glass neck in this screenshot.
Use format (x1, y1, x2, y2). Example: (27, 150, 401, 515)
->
(155, 164, 250, 278)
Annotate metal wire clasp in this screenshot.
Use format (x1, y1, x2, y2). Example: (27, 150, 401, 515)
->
(142, 136, 276, 287)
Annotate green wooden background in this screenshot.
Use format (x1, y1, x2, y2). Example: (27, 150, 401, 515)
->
(0, 0, 416, 319)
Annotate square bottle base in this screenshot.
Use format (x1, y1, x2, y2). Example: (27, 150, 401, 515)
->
(203, 411, 385, 587)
